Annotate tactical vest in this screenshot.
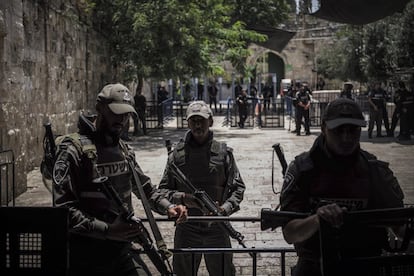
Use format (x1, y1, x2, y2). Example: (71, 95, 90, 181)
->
(55, 133, 133, 222)
(172, 139, 228, 206)
(284, 150, 403, 260)
(290, 149, 403, 211)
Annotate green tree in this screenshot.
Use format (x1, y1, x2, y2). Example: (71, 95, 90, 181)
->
(387, 0, 414, 70)
(86, 0, 290, 85)
(315, 0, 414, 84)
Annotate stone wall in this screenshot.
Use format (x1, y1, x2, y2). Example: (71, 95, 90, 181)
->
(0, 0, 112, 200)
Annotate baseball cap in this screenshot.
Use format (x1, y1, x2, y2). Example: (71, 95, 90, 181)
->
(97, 83, 137, 115)
(323, 98, 366, 129)
(186, 101, 213, 120)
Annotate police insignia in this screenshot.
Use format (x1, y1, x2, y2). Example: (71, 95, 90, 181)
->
(282, 171, 295, 194)
(53, 160, 69, 185)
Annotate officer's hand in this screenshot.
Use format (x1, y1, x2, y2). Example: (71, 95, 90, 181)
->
(105, 215, 143, 242)
(316, 203, 347, 228)
(167, 204, 188, 224)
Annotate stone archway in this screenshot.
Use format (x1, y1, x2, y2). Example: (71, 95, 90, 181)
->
(248, 47, 287, 94)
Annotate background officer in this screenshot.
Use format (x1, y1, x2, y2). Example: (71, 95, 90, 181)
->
(367, 82, 391, 138)
(295, 84, 311, 136)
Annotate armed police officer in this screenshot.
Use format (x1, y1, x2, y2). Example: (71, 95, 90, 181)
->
(153, 100, 246, 276)
(279, 98, 405, 276)
(295, 84, 312, 136)
(52, 83, 187, 275)
(367, 81, 392, 138)
(390, 81, 413, 140)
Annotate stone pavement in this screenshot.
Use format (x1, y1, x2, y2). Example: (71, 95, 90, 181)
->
(16, 115, 414, 275)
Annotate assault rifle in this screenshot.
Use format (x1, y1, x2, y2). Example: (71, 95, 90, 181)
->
(41, 121, 174, 275)
(41, 123, 57, 181)
(95, 176, 174, 275)
(168, 162, 251, 255)
(261, 207, 414, 231)
(40, 122, 58, 201)
(261, 208, 309, 230)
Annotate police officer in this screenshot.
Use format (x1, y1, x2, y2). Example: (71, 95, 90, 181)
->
(236, 89, 249, 128)
(367, 82, 391, 138)
(295, 84, 312, 136)
(53, 83, 187, 275)
(398, 83, 414, 140)
(133, 89, 147, 135)
(279, 98, 405, 276)
(155, 101, 246, 276)
(339, 82, 354, 100)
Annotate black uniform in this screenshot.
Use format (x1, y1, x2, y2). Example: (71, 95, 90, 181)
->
(399, 89, 414, 139)
(53, 115, 173, 276)
(295, 89, 311, 135)
(133, 93, 147, 135)
(157, 87, 169, 127)
(236, 93, 249, 128)
(280, 135, 404, 276)
(155, 130, 245, 276)
(368, 88, 390, 137)
(208, 84, 218, 112)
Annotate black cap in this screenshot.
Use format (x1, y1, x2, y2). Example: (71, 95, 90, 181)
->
(323, 98, 366, 129)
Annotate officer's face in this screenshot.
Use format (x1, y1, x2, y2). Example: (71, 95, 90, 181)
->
(188, 115, 211, 144)
(99, 104, 130, 136)
(323, 124, 361, 156)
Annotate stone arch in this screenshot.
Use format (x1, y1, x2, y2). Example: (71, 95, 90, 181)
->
(247, 47, 288, 93)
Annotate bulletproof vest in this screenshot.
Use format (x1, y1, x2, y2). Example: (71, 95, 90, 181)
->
(292, 150, 388, 259)
(173, 139, 227, 213)
(297, 91, 310, 104)
(370, 89, 386, 107)
(56, 133, 133, 223)
(306, 156, 371, 211)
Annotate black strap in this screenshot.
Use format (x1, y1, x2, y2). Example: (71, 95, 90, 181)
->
(125, 155, 173, 270)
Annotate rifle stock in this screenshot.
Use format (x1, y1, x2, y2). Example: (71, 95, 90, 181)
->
(272, 143, 287, 176)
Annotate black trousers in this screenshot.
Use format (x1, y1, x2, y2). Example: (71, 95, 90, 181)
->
(173, 223, 235, 276)
(295, 107, 310, 134)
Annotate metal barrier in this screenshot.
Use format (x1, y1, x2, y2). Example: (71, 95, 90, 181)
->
(0, 150, 15, 206)
(171, 247, 296, 276)
(153, 96, 396, 132)
(144, 216, 297, 276)
(144, 99, 175, 129)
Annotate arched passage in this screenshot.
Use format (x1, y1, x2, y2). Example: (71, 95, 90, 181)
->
(268, 52, 285, 93)
(250, 50, 286, 94)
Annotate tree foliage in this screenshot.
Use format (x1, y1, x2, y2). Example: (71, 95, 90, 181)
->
(85, 0, 291, 82)
(316, 0, 414, 83)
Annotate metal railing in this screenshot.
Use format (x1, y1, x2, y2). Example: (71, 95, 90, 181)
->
(144, 216, 297, 276)
(170, 247, 296, 276)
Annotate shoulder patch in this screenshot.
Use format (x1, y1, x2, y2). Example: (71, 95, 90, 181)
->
(53, 160, 69, 185)
(282, 171, 295, 193)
